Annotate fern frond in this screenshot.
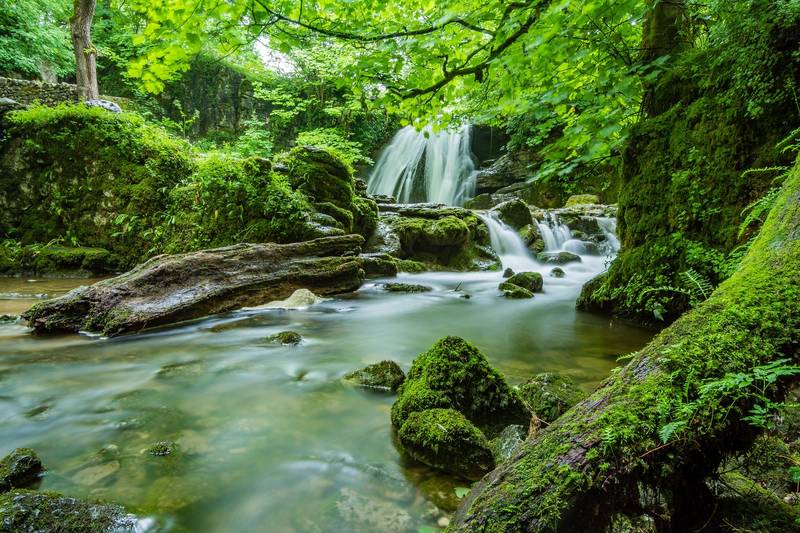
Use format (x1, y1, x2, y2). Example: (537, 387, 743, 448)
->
(679, 269, 714, 304)
(739, 187, 781, 238)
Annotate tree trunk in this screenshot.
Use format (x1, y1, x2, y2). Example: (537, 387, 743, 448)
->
(640, 0, 687, 117)
(453, 159, 800, 530)
(70, 0, 99, 100)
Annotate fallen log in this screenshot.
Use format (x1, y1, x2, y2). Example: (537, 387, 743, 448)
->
(453, 162, 800, 531)
(23, 235, 366, 336)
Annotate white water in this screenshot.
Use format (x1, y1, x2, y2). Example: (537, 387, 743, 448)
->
(536, 213, 573, 252)
(367, 125, 477, 206)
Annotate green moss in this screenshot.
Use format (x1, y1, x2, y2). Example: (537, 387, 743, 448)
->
(398, 408, 495, 480)
(265, 331, 302, 346)
(0, 490, 136, 532)
(564, 194, 600, 207)
(351, 195, 378, 239)
(518, 373, 586, 423)
(0, 104, 195, 266)
(283, 145, 354, 209)
(146, 440, 178, 457)
(344, 360, 406, 392)
(498, 282, 534, 299)
(380, 283, 432, 293)
(162, 153, 313, 253)
(0, 448, 43, 493)
(505, 272, 543, 293)
(537, 251, 581, 265)
(391, 336, 530, 435)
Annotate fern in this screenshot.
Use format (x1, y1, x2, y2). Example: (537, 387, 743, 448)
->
(679, 268, 714, 304)
(738, 187, 782, 238)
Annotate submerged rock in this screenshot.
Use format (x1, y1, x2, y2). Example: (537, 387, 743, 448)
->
(344, 361, 406, 392)
(498, 282, 534, 299)
(518, 372, 586, 423)
(398, 408, 495, 480)
(24, 236, 366, 336)
(490, 199, 532, 230)
(0, 448, 44, 493)
(0, 490, 140, 532)
(537, 251, 582, 265)
(334, 488, 412, 533)
(379, 283, 432, 293)
(417, 476, 464, 512)
(265, 331, 302, 346)
(391, 336, 530, 434)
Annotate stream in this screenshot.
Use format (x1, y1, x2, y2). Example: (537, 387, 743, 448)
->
(0, 211, 654, 532)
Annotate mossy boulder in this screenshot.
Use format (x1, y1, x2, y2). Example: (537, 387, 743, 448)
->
(519, 224, 545, 254)
(398, 408, 495, 480)
(550, 267, 566, 278)
(379, 283, 432, 293)
(490, 199, 532, 230)
(498, 282, 534, 299)
(146, 440, 178, 457)
(265, 331, 302, 346)
(537, 251, 582, 265)
(285, 146, 354, 209)
(518, 372, 586, 423)
(0, 448, 43, 493)
(391, 216, 470, 250)
(565, 194, 600, 207)
(0, 490, 138, 532)
(505, 272, 543, 293)
(391, 337, 530, 434)
(344, 361, 406, 392)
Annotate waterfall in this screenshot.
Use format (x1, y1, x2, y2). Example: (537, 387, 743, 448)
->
(367, 125, 477, 206)
(596, 217, 620, 254)
(478, 213, 536, 271)
(535, 213, 573, 251)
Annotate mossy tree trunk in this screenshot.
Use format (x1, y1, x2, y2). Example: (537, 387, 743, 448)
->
(453, 160, 800, 530)
(641, 0, 687, 117)
(70, 0, 99, 100)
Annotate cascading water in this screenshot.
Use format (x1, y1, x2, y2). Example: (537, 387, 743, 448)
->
(367, 125, 477, 206)
(478, 213, 536, 272)
(536, 213, 573, 251)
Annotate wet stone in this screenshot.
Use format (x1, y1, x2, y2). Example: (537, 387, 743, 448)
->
(265, 331, 303, 345)
(344, 360, 406, 393)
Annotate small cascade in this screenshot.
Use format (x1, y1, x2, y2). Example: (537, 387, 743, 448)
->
(536, 213, 573, 251)
(367, 125, 477, 206)
(478, 213, 537, 271)
(596, 217, 620, 254)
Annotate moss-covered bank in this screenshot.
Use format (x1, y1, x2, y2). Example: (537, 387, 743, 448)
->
(0, 104, 378, 274)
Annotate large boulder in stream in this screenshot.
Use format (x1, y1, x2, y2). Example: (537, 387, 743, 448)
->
(392, 337, 530, 433)
(391, 337, 530, 478)
(368, 204, 499, 271)
(24, 235, 367, 336)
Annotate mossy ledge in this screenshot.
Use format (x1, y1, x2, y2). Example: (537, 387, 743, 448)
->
(453, 159, 800, 531)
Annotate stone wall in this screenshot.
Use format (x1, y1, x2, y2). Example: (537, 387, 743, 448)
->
(0, 77, 128, 108)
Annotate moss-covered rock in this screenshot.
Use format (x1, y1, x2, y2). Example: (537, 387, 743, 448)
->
(344, 360, 406, 392)
(284, 145, 354, 209)
(519, 224, 545, 254)
(565, 194, 600, 207)
(505, 272, 543, 293)
(379, 283, 432, 293)
(550, 267, 566, 278)
(518, 372, 586, 423)
(490, 199, 532, 230)
(498, 282, 534, 299)
(398, 408, 495, 480)
(0, 448, 43, 493)
(0, 490, 138, 532)
(391, 337, 530, 434)
(537, 251, 582, 265)
(265, 331, 302, 346)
